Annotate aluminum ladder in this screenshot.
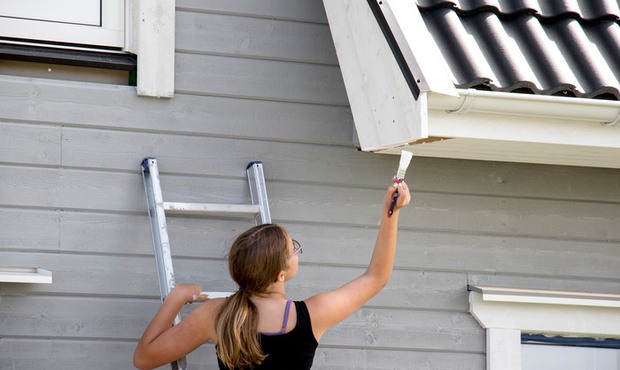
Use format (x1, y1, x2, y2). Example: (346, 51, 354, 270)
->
(140, 157, 271, 370)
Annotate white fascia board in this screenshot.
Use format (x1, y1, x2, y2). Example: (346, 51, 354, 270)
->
(323, 0, 428, 151)
(399, 137, 620, 169)
(375, 0, 458, 97)
(375, 89, 620, 168)
(418, 90, 620, 167)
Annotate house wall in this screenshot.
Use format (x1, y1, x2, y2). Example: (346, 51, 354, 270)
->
(0, 1, 619, 369)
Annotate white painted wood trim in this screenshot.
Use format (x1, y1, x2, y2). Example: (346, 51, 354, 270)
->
(471, 286, 620, 308)
(0, 0, 124, 48)
(469, 286, 620, 370)
(487, 328, 521, 370)
(373, 0, 457, 97)
(126, 0, 175, 98)
(376, 90, 620, 169)
(0, 267, 52, 284)
(0, 0, 101, 26)
(323, 0, 427, 151)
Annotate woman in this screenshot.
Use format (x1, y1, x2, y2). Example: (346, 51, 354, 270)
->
(134, 181, 410, 369)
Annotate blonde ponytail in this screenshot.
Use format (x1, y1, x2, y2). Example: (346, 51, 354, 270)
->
(215, 291, 265, 368)
(214, 224, 289, 369)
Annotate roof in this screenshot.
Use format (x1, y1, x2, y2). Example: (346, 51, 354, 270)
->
(323, 0, 620, 168)
(417, 0, 620, 100)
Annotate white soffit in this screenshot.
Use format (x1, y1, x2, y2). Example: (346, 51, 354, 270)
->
(372, 0, 458, 97)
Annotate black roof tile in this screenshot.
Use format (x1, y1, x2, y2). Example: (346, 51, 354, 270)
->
(417, 0, 620, 100)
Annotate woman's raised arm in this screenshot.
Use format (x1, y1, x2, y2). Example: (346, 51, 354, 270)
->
(304, 181, 411, 340)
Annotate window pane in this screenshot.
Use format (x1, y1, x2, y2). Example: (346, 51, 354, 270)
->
(0, 0, 123, 48)
(0, 0, 100, 26)
(522, 344, 620, 370)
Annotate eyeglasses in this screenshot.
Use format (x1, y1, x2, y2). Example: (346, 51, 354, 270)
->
(291, 239, 303, 258)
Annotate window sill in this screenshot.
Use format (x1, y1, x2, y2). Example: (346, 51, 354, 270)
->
(0, 42, 136, 71)
(0, 267, 53, 284)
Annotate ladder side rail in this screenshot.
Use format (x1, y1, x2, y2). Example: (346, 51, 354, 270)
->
(141, 158, 187, 370)
(246, 161, 271, 224)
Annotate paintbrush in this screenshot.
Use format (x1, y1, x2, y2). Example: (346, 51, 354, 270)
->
(388, 150, 413, 217)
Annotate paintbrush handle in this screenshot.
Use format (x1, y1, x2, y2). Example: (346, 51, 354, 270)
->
(388, 177, 403, 217)
(388, 189, 399, 217)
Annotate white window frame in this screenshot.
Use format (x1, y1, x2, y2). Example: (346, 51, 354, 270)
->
(0, 0, 124, 48)
(0, 0, 174, 98)
(469, 285, 620, 370)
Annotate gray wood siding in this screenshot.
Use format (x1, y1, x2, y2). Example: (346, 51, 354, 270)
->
(0, 0, 619, 369)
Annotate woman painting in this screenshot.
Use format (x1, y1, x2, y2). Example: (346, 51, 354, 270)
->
(134, 181, 411, 369)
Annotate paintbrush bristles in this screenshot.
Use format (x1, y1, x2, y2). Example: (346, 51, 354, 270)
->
(394, 150, 413, 180)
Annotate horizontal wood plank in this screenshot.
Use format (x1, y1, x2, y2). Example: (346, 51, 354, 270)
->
(175, 53, 349, 105)
(311, 349, 485, 370)
(0, 122, 61, 166)
(321, 308, 484, 352)
(0, 76, 354, 145)
(176, 11, 337, 64)
(0, 339, 140, 370)
(176, 0, 329, 23)
(0, 209, 59, 250)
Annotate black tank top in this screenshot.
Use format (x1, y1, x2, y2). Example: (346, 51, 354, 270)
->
(217, 300, 318, 370)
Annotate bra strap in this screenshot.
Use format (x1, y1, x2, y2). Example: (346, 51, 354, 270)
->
(280, 300, 293, 334)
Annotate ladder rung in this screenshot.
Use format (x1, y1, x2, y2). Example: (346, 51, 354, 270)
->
(163, 202, 261, 217)
(200, 291, 233, 299)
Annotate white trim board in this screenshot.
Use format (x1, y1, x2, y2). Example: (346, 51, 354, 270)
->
(0, 0, 124, 48)
(469, 285, 620, 370)
(376, 90, 620, 169)
(378, 108, 620, 169)
(0, 267, 52, 284)
(126, 0, 175, 98)
(323, 0, 428, 150)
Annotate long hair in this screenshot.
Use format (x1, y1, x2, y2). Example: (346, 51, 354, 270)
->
(215, 224, 290, 369)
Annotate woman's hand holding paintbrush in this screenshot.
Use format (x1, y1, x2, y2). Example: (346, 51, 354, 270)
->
(387, 150, 413, 217)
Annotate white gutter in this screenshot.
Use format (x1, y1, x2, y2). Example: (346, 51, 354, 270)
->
(430, 89, 620, 126)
